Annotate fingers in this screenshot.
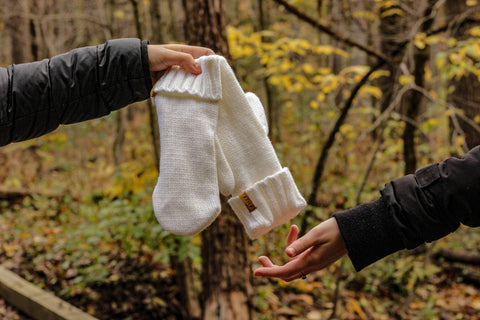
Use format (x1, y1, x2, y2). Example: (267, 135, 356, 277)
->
(154, 47, 201, 74)
(161, 44, 215, 58)
(285, 228, 319, 258)
(254, 219, 348, 282)
(169, 51, 202, 75)
(257, 256, 275, 268)
(286, 218, 336, 258)
(286, 224, 299, 247)
(254, 256, 310, 281)
(147, 44, 215, 76)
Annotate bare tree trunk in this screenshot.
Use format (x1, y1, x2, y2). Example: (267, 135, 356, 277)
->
(169, 238, 202, 320)
(167, 0, 180, 41)
(148, 0, 162, 167)
(6, 0, 32, 64)
(150, 0, 165, 43)
(201, 196, 252, 320)
(378, 1, 420, 175)
(446, 0, 480, 149)
(378, 2, 406, 113)
(402, 0, 435, 174)
(183, 1, 252, 319)
(257, 0, 279, 142)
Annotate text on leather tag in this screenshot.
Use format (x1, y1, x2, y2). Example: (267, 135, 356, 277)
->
(239, 192, 256, 213)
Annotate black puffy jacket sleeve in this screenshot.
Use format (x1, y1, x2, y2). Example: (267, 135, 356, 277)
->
(0, 38, 152, 146)
(334, 146, 480, 271)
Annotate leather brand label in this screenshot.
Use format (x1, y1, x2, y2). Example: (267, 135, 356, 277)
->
(239, 192, 256, 213)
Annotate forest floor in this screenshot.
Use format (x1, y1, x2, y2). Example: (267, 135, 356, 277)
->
(1, 200, 480, 320)
(0, 294, 33, 320)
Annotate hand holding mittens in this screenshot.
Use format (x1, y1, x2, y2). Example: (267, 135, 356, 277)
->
(152, 55, 306, 239)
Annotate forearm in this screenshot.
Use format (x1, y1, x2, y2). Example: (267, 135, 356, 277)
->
(0, 38, 152, 146)
(335, 146, 480, 271)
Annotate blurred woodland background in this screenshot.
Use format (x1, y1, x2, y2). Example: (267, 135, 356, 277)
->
(1, 0, 480, 319)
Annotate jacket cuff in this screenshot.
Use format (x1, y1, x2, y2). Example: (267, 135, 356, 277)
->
(228, 167, 306, 239)
(141, 40, 152, 92)
(333, 197, 405, 271)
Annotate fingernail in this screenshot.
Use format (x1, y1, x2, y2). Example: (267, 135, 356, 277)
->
(286, 247, 296, 257)
(193, 63, 201, 73)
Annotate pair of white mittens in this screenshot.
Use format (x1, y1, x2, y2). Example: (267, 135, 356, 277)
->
(151, 55, 306, 239)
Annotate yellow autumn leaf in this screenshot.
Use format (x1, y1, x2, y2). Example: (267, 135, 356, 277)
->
(341, 65, 369, 76)
(302, 64, 315, 74)
(470, 27, 480, 37)
(243, 46, 254, 57)
(314, 46, 333, 55)
(114, 9, 125, 19)
(298, 39, 311, 49)
(370, 69, 390, 80)
(378, 0, 400, 9)
(317, 67, 331, 75)
(352, 10, 377, 22)
(381, 8, 403, 18)
(281, 75, 292, 89)
(414, 33, 426, 50)
(291, 82, 303, 92)
(360, 85, 382, 99)
(346, 299, 368, 319)
(262, 43, 274, 51)
(447, 38, 457, 48)
(399, 74, 414, 85)
(456, 135, 465, 147)
(322, 75, 340, 93)
(425, 65, 432, 82)
(449, 53, 462, 65)
(269, 76, 281, 85)
(279, 60, 293, 72)
(435, 53, 447, 69)
(340, 124, 354, 135)
(425, 35, 441, 45)
(310, 100, 319, 109)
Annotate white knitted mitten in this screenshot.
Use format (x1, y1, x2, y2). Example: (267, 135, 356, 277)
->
(151, 57, 222, 236)
(211, 56, 307, 239)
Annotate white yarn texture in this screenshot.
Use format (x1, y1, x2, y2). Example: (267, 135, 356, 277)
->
(151, 57, 222, 236)
(152, 55, 306, 239)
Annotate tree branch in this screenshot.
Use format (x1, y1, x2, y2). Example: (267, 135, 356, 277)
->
(272, 0, 389, 63)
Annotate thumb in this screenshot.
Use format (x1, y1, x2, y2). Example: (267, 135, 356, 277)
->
(285, 226, 323, 258)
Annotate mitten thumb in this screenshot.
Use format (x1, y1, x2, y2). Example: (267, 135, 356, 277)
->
(216, 135, 234, 196)
(245, 92, 268, 135)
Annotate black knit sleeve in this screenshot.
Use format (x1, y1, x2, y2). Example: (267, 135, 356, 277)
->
(334, 146, 480, 271)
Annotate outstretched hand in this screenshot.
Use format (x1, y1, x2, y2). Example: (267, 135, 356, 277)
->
(254, 218, 348, 281)
(147, 44, 215, 83)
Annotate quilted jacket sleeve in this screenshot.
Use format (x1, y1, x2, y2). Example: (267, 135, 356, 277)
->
(0, 38, 152, 146)
(334, 146, 480, 271)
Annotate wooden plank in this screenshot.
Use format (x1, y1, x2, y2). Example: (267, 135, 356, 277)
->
(0, 266, 98, 320)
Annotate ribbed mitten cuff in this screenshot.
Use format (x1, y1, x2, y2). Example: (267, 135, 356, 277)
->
(228, 167, 307, 239)
(151, 55, 222, 100)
